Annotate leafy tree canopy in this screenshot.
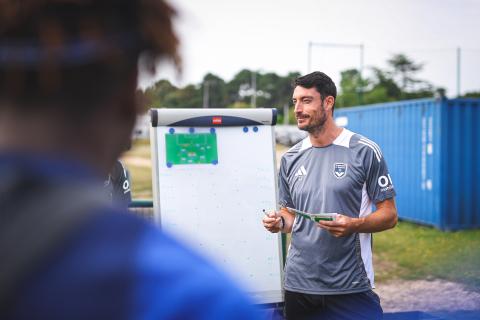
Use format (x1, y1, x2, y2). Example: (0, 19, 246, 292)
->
(141, 54, 452, 123)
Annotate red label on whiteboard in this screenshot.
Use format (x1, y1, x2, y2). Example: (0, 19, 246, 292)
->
(212, 116, 222, 125)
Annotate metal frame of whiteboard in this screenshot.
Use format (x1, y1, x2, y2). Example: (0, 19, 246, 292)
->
(149, 108, 283, 304)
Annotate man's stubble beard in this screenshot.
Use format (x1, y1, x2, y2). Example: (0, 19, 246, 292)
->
(299, 103, 327, 135)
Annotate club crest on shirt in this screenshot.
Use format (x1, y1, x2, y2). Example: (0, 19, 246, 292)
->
(333, 162, 348, 179)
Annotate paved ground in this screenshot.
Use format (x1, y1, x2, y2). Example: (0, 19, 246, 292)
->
(377, 279, 480, 320)
(376, 279, 480, 312)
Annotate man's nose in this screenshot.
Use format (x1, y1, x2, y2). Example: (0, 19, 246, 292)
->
(294, 102, 302, 113)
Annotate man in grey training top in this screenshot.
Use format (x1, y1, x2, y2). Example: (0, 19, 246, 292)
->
(263, 71, 398, 320)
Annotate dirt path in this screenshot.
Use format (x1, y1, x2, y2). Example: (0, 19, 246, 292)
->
(376, 279, 480, 313)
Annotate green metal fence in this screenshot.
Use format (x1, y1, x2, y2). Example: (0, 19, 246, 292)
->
(129, 199, 154, 221)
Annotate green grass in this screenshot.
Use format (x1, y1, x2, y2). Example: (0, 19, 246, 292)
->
(126, 164, 152, 199)
(122, 139, 153, 199)
(127, 139, 151, 158)
(374, 221, 480, 289)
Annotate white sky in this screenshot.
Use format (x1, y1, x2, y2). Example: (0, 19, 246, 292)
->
(139, 0, 480, 98)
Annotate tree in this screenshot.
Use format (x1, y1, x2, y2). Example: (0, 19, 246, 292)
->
(387, 53, 434, 98)
(163, 84, 202, 108)
(365, 67, 402, 102)
(201, 73, 227, 108)
(225, 69, 299, 113)
(337, 69, 369, 107)
(226, 69, 253, 106)
(360, 54, 435, 105)
(144, 79, 177, 107)
(462, 91, 480, 98)
(141, 54, 443, 113)
(388, 54, 423, 91)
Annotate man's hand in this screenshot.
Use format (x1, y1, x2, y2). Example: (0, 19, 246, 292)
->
(317, 214, 359, 237)
(318, 198, 397, 237)
(262, 211, 282, 233)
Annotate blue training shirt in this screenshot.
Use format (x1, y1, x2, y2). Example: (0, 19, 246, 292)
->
(1, 154, 262, 320)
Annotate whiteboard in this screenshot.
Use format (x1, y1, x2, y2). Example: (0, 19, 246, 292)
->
(150, 109, 283, 304)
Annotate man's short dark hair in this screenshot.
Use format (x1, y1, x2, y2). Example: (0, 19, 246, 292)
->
(294, 71, 337, 112)
(0, 0, 179, 116)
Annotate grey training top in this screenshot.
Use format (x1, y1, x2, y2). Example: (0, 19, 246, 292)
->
(279, 129, 396, 295)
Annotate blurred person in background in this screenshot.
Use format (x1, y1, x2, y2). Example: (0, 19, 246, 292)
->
(105, 159, 132, 208)
(263, 72, 398, 320)
(0, 1, 261, 319)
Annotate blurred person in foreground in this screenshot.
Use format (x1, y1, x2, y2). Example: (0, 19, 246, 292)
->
(0, 1, 260, 319)
(263, 72, 398, 320)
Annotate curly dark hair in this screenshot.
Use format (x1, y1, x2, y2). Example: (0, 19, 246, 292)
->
(0, 0, 179, 113)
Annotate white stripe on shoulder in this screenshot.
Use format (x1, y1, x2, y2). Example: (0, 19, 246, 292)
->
(358, 141, 381, 162)
(359, 138, 382, 157)
(286, 142, 300, 153)
(285, 137, 311, 154)
(299, 137, 312, 151)
(333, 128, 355, 148)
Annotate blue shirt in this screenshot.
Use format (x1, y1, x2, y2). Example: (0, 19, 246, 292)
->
(1, 154, 261, 320)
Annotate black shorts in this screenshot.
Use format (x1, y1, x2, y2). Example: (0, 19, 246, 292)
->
(284, 289, 383, 320)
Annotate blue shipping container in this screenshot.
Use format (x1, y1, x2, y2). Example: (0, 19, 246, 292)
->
(334, 98, 480, 230)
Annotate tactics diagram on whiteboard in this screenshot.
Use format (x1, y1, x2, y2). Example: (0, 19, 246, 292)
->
(165, 129, 218, 167)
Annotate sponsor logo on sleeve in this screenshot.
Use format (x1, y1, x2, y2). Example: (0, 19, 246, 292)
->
(378, 174, 394, 192)
(123, 180, 131, 194)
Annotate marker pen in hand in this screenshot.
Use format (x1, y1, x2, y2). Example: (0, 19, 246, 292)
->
(262, 209, 277, 217)
(262, 209, 284, 230)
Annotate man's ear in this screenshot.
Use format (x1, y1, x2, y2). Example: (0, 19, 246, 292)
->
(324, 96, 335, 113)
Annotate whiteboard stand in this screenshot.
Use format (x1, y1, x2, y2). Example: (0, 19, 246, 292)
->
(149, 108, 283, 304)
